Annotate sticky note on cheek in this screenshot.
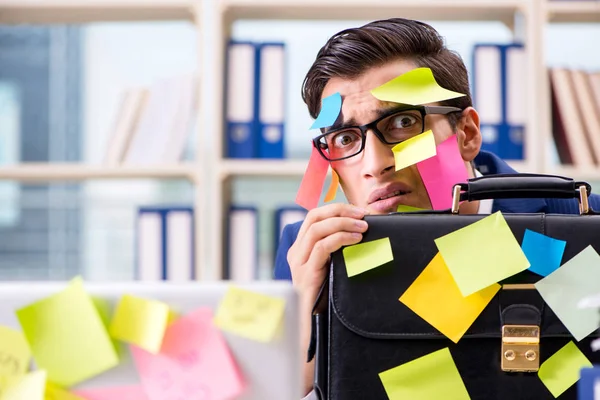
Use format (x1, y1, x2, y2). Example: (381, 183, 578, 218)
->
(310, 92, 342, 130)
(417, 134, 468, 210)
(214, 287, 286, 343)
(295, 145, 330, 210)
(324, 168, 339, 202)
(392, 130, 436, 171)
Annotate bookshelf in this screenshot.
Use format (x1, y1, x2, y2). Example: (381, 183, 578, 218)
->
(0, 0, 597, 280)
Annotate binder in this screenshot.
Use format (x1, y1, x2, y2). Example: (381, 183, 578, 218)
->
(256, 42, 286, 159)
(472, 43, 526, 160)
(226, 206, 258, 281)
(578, 367, 600, 400)
(273, 206, 307, 257)
(135, 206, 195, 281)
(225, 41, 259, 158)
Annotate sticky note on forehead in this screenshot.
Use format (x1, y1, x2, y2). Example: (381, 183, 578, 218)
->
(310, 92, 342, 130)
(370, 67, 465, 106)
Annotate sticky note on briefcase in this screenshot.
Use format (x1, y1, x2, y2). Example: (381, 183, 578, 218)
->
(435, 211, 530, 297)
(343, 237, 394, 277)
(538, 341, 592, 398)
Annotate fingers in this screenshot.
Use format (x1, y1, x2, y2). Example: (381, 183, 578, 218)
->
(294, 217, 368, 266)
(297, 203, 367, 240)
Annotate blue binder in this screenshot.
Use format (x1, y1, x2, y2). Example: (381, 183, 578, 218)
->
(273, 206, 307, 260)
(135, 206, 195, 281)
(224, 41, 260, 158)
(578, 366, 600, 400)
(472, 43, 525, 160)
(256, 42, 286, 159)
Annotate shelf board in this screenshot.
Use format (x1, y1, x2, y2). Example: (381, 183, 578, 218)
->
(0, 0, 194, 24)
(219, 159, 308, 178)
(222, 0, 526, 24)
(547, 1, 600, 23)
(0, 163, 197, 182)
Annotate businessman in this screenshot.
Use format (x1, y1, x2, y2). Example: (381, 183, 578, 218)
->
(273, 18, 600, 396)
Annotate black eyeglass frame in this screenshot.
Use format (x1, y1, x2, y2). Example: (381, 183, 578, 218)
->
(312, 105, 463, 162)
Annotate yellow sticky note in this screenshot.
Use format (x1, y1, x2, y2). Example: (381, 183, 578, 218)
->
(370, 67, 466, 106)
(15, 277, 119, 387)
(397, 205, 425, 213)
(391, 130, 436, 171)
(379, 348, 470, 400)
(538, 341, 592, 398)
(109, 294, 169, 354)
(0, 326, 31, 376)
(435, 211, 530, 297)
(214, 286, 286, 343)
(400, 253, 500, 343)
(343, 237, 394, 277)
(0, 370, 46, 400)
(45, 382, 86, 400)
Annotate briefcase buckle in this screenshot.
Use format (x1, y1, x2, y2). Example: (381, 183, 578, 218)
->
(501, 325, 540, 372)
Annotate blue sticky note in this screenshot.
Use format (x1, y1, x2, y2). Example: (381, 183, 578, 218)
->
(521, 229, 566, 276)
(310, 92, 342, 130)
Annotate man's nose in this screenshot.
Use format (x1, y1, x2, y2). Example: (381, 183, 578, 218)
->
(361, 130, 395, 178)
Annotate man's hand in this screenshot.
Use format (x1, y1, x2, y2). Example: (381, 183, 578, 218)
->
(286, 203, 368, 396)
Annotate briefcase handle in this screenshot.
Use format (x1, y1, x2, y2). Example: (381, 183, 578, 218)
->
(452, 173, 592, 214)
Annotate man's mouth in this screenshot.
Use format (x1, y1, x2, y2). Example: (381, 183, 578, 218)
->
(377, 190, 409, 201)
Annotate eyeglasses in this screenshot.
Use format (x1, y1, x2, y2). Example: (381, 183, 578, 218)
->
(312, 105, 463, 161)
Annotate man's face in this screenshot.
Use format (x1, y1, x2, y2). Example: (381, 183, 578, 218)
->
(320, 59, 479, 214)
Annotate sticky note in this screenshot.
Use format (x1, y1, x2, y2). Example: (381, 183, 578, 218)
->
(0, 369, 46, 400)
(343, 237, 394, 277)
(400, 253, 500, 343)
(435, 212, 530, 297)
(324, 168, 339, 203)
(295, 145, 330, 210)
(109, 294, 169, 354)
(310, 92, 342, 129)
(0, 326, 31, 376)
(15, 277, 119, 387)
(521, 229, 566, 277)
(417, 134, 468, 210)
(46, 383, 87, 400)
(379, 348, 470, 400)
(397, 205, 425, 213)
(535, 245, 600, 341)
(132, 308, 245, 400)
(73, 385, 149, 400)
(214, 286, 286, 343)
(391, 130, 436, 171)
(370, 68, 465, 106)
(538, 341, 592, 397)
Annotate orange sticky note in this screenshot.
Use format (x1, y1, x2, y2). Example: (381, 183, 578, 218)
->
(324, 168, 339, 203)
(400, 252, 500, 343)
(296, 146, 329, 210)
(131, 308, 246, 400)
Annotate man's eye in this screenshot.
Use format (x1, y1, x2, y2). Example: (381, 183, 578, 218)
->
(332, 132, 358, 147)
(391, 114, 418, 129)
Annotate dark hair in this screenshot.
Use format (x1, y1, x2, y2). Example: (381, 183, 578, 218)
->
(302, 18, 472, 129)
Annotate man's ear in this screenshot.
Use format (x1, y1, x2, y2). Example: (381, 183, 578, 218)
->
(456, 106, 482, 162)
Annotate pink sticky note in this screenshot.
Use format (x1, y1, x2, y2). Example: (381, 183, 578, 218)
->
(74, 385, 149, 400)
(131, 307, 246, 400)
(417, 135, 468, 210)
(296, 145, 330, 210)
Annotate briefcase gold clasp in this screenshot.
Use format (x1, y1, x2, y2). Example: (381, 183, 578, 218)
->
(501, 325, 540, 372)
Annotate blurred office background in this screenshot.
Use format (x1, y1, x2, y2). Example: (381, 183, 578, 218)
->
(1, 8, 599, 281)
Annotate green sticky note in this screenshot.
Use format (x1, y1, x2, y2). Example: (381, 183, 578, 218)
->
(379, 347, 470, 400)
(535, 245, 600, 341)
(392, 130, 436, 171)
(343, 237, 394, 277)
(397, 205, 426, 213)
(538, 341, 592, 397)
(370, 67, 466, 106)
(15, 277, 119, 387)
(109, 294, 169, 354)
(435, 211, 530, 297)
(0, 326, 31, 376)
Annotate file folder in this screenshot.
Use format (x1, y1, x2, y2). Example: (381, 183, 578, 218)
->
(257, 42, 286, 159)
(473, 44, 502, 157)
(274, 206, 307, 257)
(226, 206, 258, 281)
(225, 41, 259, 158)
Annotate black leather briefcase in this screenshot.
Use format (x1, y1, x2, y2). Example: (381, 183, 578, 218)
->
(310, 174, 600, 400)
